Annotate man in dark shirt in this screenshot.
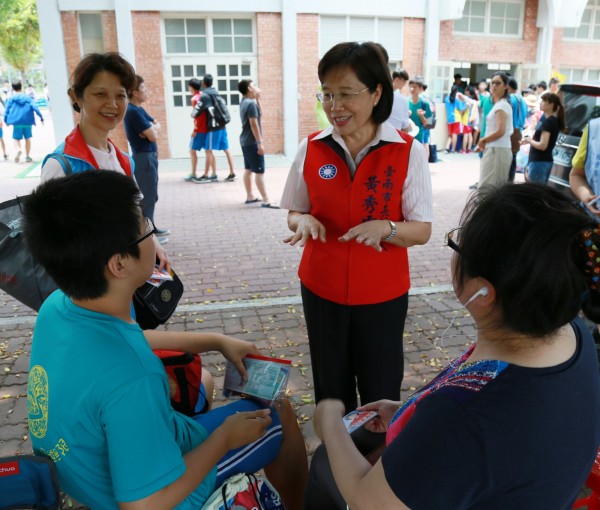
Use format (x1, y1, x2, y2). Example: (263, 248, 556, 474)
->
(124, 75, 169, 242)
(237, 79, 278, 208)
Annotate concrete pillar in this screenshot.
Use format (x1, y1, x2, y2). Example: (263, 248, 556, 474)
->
(281, 0, 299, 158)
(114, 0, 136, 68)
(35, 0, 74, 142)
(536, 25, 554, 65)
(424, 0, 441, 70)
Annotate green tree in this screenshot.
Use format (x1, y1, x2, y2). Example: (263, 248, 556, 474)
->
(0, 0, 41, 80)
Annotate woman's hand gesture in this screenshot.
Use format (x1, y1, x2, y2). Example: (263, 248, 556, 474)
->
(283, 214, 326, 247)
(338, 220, 391, 252)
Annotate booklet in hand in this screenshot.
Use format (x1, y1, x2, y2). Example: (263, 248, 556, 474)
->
(223, 354, 292, 405)
(343, 410, 378, 433)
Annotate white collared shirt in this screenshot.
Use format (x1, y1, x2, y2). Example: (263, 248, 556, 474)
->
(280, 121, 433, 222)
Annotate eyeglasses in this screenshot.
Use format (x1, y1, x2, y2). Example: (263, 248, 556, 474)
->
(130, 217, 156, 246)
(316, 87, 370, 105)
(445, 226, 463, 253)
(490, 80, 504, 87)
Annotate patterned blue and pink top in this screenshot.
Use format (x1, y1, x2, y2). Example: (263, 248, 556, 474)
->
(381, 318, 600, 509)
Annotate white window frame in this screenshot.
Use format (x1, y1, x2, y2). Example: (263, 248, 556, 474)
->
(563, 0, 600, 42)
(559, 68, 600, 82)
(453, 0, 525, 39)
(318, 15, 404, 62)
(78, 12, 105, 55)
(161, 15, 257, 57)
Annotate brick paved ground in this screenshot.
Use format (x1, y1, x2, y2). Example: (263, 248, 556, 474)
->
(0, 110, 513, 503)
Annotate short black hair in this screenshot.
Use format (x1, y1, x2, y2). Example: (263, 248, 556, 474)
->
(454, 183, 598, 336)
(392, 70, 409, 82)
(203, 74, 214, 87)
(507, 77, 518, 91)
(549, 77, 560, 86)
(23, 172, 143, 300)
(237, 79, 252, 96)
(454, 73, 463, 80)
(12, 81, 22, 92)
(188, 78, 202, 92)
(537, 80, 548, 90)
(128, 75, 144, 99)
(318, 42, 393, 125)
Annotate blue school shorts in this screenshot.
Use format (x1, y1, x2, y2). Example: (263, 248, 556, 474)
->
(190, 132, 208, 151)
(12, 125, 32, 140)
(194, 398, 282, 486)
(205, 129, 229, 151)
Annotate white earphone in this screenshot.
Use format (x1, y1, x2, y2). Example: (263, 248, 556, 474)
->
(464, 286, 489, 306)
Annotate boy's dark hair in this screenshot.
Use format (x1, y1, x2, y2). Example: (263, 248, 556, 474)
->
(453, 183, 599, 336)
(318, 42, 393, 125)
(536, 80, 548, 90)
(23, 172, 143, 300)
(128, 75, 144, 99)
(188, 78, 202, 92)
(454, 73, 463, 80)
(392, 69, 409, 82)
(238, 79, 252, 96)
(69, 52, 136, 113)
(549, 77, 560, 86)
(12, 81, 22, 92)
(202, 74, 214, 88)
(507, 77, 518, 91)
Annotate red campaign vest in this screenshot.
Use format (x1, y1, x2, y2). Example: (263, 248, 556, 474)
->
(63, 125, 133, 177)
(299, 131, 412, 305)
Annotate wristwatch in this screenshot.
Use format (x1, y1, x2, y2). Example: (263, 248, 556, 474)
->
(383, 220, 396, 242)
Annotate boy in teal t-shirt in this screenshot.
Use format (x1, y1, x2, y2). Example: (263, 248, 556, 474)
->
(408, 80, 432, 144)
(24, 172, 307, 510)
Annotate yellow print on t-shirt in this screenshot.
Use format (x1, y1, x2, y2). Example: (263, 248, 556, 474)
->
(28, 364, 49, 439)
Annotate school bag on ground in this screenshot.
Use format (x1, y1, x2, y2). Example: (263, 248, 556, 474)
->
(154, 350, 204, 416)
(206, 91, 231, 131)
(0, 455, 61, 510)
(201, 473, 285, 510)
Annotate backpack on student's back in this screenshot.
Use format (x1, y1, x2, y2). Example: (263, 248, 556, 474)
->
(0, 455, 61, 510)
(206, 91, 231, 131)
(422, 95, 437, 129)
(154, 350, 204, 416)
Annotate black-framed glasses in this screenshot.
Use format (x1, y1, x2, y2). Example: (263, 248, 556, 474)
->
(316, 87, 370, 105)
(130, 217, 156, 246)
(445, 226, 462, 253)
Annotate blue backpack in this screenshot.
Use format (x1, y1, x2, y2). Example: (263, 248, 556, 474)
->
(0, 455, 61, 510)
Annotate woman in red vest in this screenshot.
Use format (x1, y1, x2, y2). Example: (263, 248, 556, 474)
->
(40, 52, 170, 269)
(280, 42, 433, 414)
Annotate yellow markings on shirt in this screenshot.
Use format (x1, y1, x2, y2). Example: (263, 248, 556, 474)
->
(27, 365, 49, 439)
